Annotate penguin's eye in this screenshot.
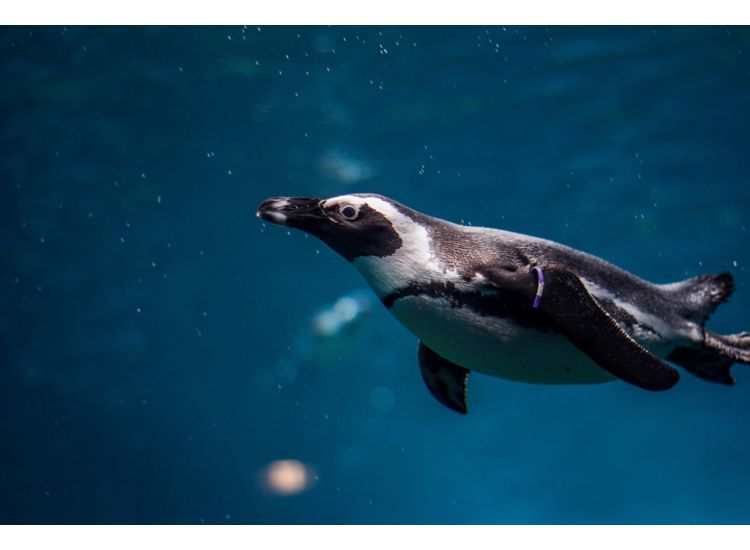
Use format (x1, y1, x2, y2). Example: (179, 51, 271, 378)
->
(339, 204, 359, 221)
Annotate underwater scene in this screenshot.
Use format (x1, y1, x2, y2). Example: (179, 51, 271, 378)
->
(2, 25, 750, 524)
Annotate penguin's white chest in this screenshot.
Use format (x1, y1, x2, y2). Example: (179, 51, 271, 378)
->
(389, 294, 616, 385)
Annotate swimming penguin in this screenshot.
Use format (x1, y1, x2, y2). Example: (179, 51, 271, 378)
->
(257, 194, 750, 414)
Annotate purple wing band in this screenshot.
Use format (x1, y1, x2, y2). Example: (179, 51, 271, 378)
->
(531, 266, 544, 308)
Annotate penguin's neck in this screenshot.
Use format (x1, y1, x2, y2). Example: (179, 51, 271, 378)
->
(352, 223, 450, 298)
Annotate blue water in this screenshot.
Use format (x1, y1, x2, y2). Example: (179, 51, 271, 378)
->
(2, 26, 750, 524)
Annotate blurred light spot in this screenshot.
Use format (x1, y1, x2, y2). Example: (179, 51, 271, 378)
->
(370, 386, 395, 412)
(262, 459, 315, 496)
(318, 149, 373, 184)
(312, 291, 372, 337)
(312, 310, 340, 337)
(333, 297, 359, 322)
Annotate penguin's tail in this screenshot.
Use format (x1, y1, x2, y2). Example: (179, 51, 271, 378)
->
(662, 272, 750, 385)
(662, 272, 735, 326)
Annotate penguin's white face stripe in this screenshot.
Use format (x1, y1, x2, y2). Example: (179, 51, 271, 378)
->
(321, 195, 440, 297)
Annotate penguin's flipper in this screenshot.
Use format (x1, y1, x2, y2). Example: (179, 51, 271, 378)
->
(481, 265, 680, 391)
(418, 341, 470, 414)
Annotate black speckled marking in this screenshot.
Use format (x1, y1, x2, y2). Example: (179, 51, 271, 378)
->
(381, 280, 554, 331)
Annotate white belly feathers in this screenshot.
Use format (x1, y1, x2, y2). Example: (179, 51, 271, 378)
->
(390, 294, 616, 385)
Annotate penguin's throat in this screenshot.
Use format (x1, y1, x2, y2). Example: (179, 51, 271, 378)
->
(353, 247, 465, 299)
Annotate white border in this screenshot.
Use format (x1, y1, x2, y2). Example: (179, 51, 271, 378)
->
(2, 525, 750, 550)
(1, 0, 750, 24)
(2, 1, 750, 541)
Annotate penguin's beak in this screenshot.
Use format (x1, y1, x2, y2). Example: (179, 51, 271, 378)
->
(256, 197, 325, 228)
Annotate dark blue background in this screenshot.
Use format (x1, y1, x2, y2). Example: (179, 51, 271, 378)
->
(2, 26, 749, 524)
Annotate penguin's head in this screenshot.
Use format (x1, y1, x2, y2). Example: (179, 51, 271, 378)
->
(257, 193, 416, 261)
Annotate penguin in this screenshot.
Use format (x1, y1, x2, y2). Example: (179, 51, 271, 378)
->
(256, 193, 750, 414)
